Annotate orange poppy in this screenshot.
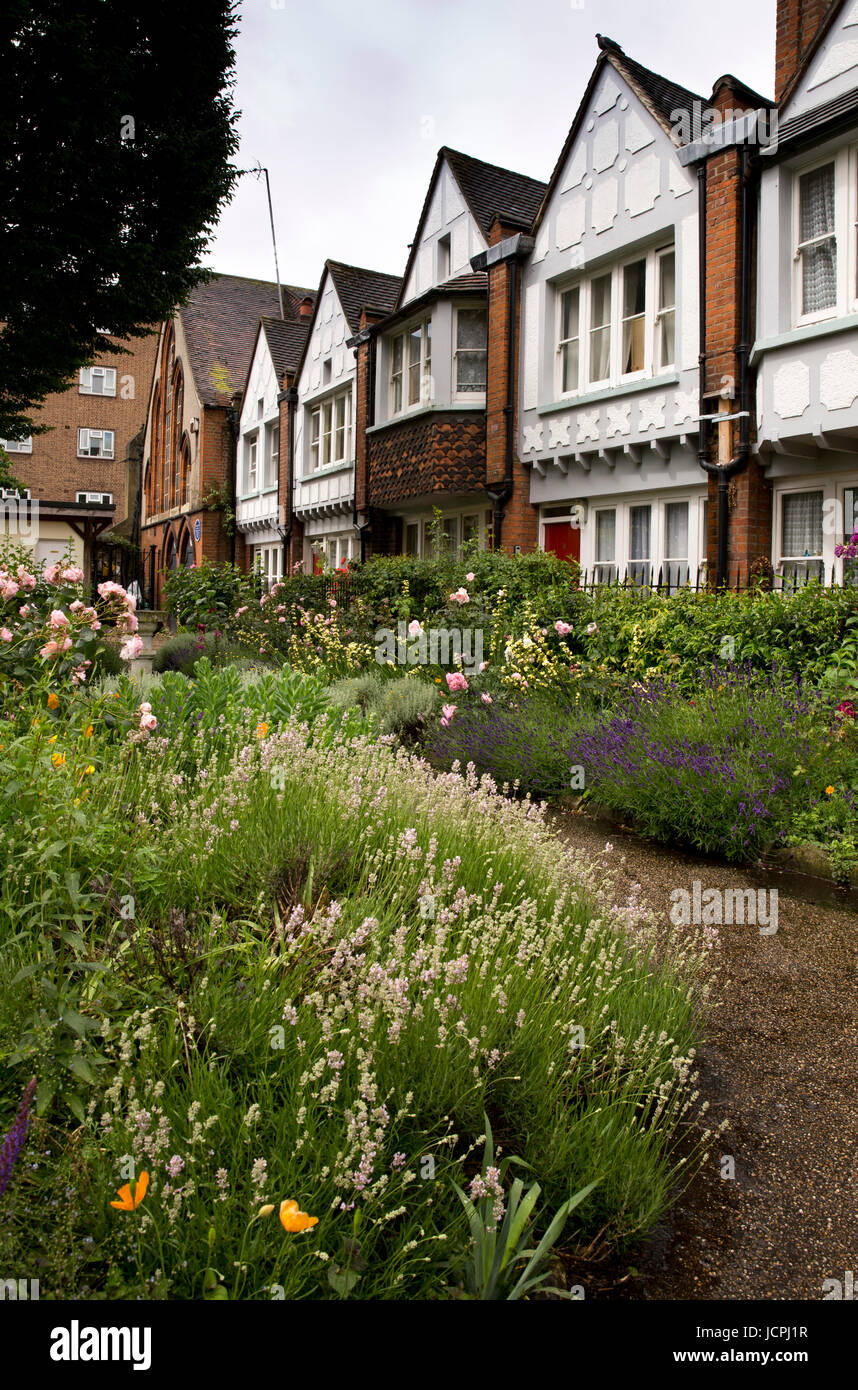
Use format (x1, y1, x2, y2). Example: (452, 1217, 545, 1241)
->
(279, 1198, 318, 1233)
(110, 1170, 149, 1211)
(47, 692, 59, 710)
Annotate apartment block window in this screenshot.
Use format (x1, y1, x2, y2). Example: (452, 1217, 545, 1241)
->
(656, 249, 676, 368)
(663, 500, 689, 586)
(797, 163, 836, 317)
(780, 490, 824, 581)
(390, 320, 431, 416)
(594, 508, 616, 583)
(454, 307, 487, 395)
(589, 273, 612, 384)
(621, 259, 647, 375)
(309, 390, 352, 470)
(79, 366, 117, 396)
(77, 428, 114, 459)
(1, 436, 32, 454)
(559, 287, 580, 394)
(246, 433, 258, 492)
(629, 504, 651, 584)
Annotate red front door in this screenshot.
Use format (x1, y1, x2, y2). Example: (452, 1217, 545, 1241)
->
(543, 521, 581, 563)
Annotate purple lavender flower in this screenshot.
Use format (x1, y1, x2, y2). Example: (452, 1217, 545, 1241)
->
(0, 1078, 37, 1198)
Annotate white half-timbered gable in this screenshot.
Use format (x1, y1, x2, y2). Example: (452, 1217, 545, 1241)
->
(399, 154, 487, 306)
(755, 0, 858, 582)
(519, 36, 707, 586)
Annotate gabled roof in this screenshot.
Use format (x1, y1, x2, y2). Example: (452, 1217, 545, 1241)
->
(395, 146, 548, 310)
(326, 260, 402, 335)
(533, 34, 704, 233)
(260, 316, 311, 382)
(777, 0, 850, 113)
(179, 273, 314, 408)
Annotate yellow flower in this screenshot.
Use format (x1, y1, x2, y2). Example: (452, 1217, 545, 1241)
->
(110, 1170, 149, 1212)
(48, 734, 57, 744)
(51, 752, 66, 768)
(278, 1199, 318, 1233)
(73, 797, 81, 807)
(258, 1204, 276, 1218)
(84, 765, 95, 776)
(255, 721, 269, 740)
(47, 692, 59, 710)
(84, 724, 94, 738)
(825, 785, 835, 796)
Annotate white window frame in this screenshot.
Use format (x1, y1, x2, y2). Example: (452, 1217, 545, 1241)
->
(564, 489, 706, 586)
(792, 149, 856, 328)
(453, 304, 488, 402)
(1, 436, 33, 454)
(77, 428, 114, 459)
(265, 423, 279, 491)
(308, 388, 352, 472)
(388, 317, 432, 417)
(771, 479, 858, 583)
(655, 247, 677, 371)
(556, 244, 672, 398)
(400, 506, 487, 558)
(246, 432, 259, 493)
(79, 366, 117, 396)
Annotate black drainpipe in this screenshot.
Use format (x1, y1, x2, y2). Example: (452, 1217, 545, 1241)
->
(352, 330, 375, 563)
(486, 257, 518, 550)
(226, 396, 241, 566)
(278, 383, 297, 574)
(699, 143, 754, 588)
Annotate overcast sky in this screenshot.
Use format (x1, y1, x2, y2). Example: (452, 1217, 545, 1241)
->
(208, 0, 777, 293)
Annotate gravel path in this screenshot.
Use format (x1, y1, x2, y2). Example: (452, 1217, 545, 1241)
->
(550, 808, 858, 1301)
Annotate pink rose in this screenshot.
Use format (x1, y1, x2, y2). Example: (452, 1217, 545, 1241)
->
(466, 572, 475, 582)
(43, 565, 59, 584)
(49, 609, 70, 629)
(446, 672, 468, 692)
(40, 636, 73, 658)
(449, 588, 469, 605)
(60, 566, 84, 584)
(1, 579, 19, 600)
(481, 692, 492, 704)
(235, 606, 248, 617)
(554, 620, 573, 637)
(0, 627, 12, 642)
(408, 620, 423, 637)
(120, 635, 143, 661)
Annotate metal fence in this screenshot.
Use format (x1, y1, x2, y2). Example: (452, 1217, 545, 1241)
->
(576, 563, 855, 596)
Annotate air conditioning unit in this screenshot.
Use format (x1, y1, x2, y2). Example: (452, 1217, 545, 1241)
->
(76, 491, 113, 505)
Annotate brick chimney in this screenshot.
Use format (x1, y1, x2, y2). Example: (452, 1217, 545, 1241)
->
(775, 0, 832, 104)
(298, 296, 314, 319)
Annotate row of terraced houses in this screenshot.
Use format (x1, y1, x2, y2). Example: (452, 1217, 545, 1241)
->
(8, 0, 858, 605)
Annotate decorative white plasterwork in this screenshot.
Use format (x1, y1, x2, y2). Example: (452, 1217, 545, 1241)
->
(561, 145, 586, 192)
(323, 292, 334, 323)
(424, 185, 443, 237)
(594, 75, 621, 114)
(592, 178, 619, 232)
(577, 410, 600, 443)
(673, 388, 699, 425)
(333, 347, 344, 376)
(532, 223, 550, 262)
(808, 39, 858, 89)
(670, 162, 694, 197)
(845, 0, 858, 26)
(548, 417, 571, 449)
(310, 362, 321, 390)
(820, 349, 858, 410)
(451, 218, 469, 270)
(773, 360, 811, 418)
(626, 153, 661, 217)
(445, 169, 465, 219)
(556, 196, 586, 249)
(334, 317, 345, 345)
(606, 403, 632, 437)
(321, 325, 333, 353)
(593, 121, 619, 172)
(625, 110, 654, 153)
(638, 396, 666, 432)
(311, 332, 321, 361)
(522, 424, 544, 454)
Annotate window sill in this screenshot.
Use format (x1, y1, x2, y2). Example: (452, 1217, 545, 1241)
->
(238, 488, 278, 502)
(368, 402, 486, 433)
(299, 458, 355, 482)
(76, 453, 114, 461)
(751, 312, 858, 363)
(536, 374, 679, 416)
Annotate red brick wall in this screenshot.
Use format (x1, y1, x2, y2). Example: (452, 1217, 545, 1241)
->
(13, 332, 158, 520)
(775, 0, 833, 103)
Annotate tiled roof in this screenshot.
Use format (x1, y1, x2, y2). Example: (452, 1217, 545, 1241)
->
(326, 260, 402, 334)
(437, 271, 488, 293)
(442, 147, 548, 236)
(598, 36, 704, 127)
(179, 274, 314, 407)
(260, 316, 311, 381)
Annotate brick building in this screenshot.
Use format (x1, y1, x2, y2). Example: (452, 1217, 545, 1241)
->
(140, 273, 312, 606)
(1, 332, 158, 581)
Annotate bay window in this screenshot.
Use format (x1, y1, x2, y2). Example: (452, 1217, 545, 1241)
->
(308, 389, 352, 470)
(557, 244, 675, 396)
(389, 319, 432, 416)
(779, 490, 824, 581)
(454, 307, 487, 396)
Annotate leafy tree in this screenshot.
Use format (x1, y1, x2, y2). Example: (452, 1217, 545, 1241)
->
(0, 0, 241, 440)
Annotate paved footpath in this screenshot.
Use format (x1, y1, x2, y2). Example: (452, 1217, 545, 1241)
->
(551, 809, 858, 1301)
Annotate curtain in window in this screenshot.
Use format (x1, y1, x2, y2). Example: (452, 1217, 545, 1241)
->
(782, 491, 823, 556)
(596, 509, 615, 562)
(664, 502, 688, 559)
(629, 505, 651, 584)
(800, 164, 836, 315)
